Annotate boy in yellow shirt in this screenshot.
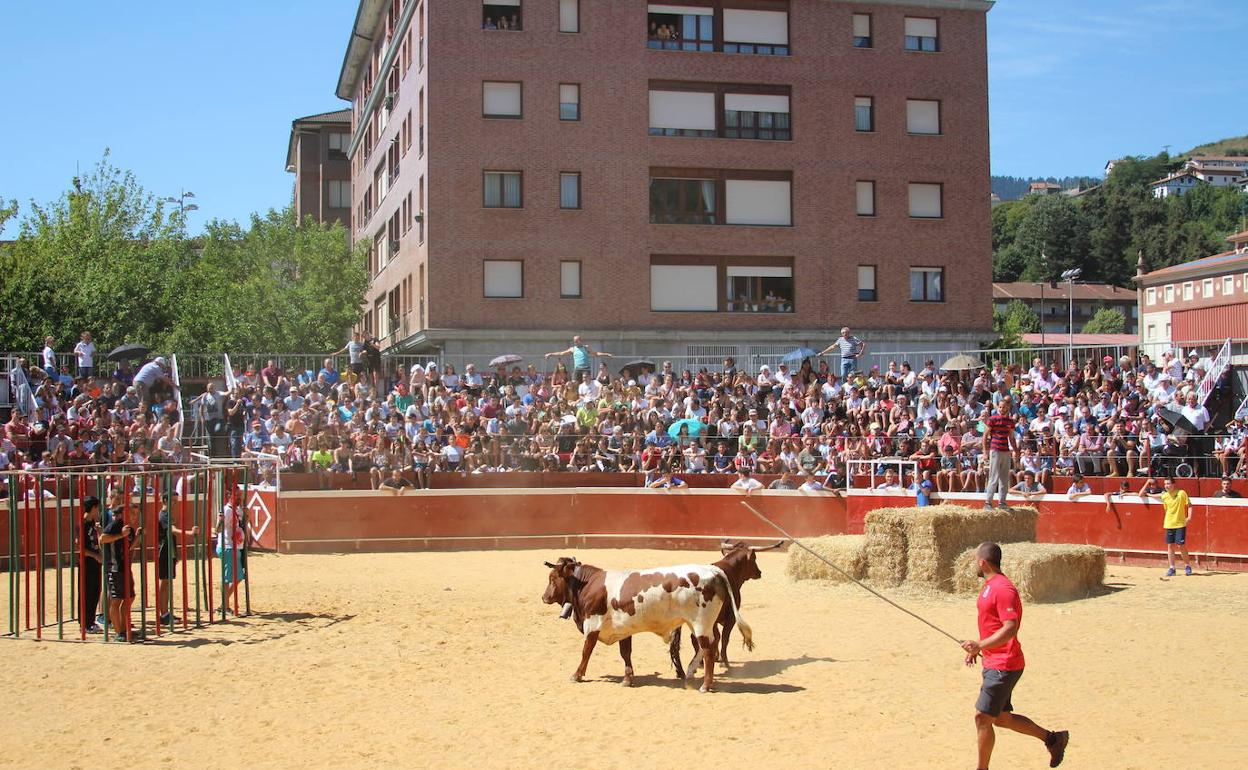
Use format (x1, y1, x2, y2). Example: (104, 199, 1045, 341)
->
(1161, 477, 1193, 576)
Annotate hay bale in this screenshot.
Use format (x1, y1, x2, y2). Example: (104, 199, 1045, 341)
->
(785, 536, 867, 583)
(902, 505, 1039, 591)
(863, 508, 911, 587)
(952, 542, 1106, 603)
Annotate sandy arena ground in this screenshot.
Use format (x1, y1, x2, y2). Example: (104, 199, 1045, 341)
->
(2, 548, 1246, 769)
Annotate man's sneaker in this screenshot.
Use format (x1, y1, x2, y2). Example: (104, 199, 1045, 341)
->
(1164, 567, 1176, 577)
(1184, 565, 1193, 576)
(85, 624, 102, 635)
(1046, 730, 1069, 767)
(159, 612, 174, 625)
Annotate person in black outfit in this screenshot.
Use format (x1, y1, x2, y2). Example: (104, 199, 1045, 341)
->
(98, 488, 141, 641)
(79, 496, 104, 635)
(155, 495, 198, 626)
(1213, 476, 1242, 499)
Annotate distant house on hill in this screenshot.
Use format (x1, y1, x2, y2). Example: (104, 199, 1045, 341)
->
(1150, 160, 1245, 198)
(1028, 181, 1062, 196)
(1104, 158, 1127, 177)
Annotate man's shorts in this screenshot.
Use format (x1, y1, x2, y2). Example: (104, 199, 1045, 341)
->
(107, 569, 135, 600)
(1165, 527, 1187, 545)
(219, 548, 246, 584)
(349, 361, 365, 375)
(158, 554, 177, 580)
(976, 667, 1023, 717)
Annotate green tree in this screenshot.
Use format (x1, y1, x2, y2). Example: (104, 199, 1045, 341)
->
(990, 299, 1041, 348)
(1010, 194, 1091, 281)
(1082, 307, 1126, 334)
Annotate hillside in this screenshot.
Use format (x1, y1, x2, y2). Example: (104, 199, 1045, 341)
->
(991, 175, 1097, 201)
(1179, 134, 1248, 161)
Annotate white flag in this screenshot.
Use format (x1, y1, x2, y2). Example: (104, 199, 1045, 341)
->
(172, 354, 184, 439)
(223, 353, 239, 392)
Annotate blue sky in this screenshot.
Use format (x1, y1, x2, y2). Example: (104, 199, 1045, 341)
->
(1, 1, 1245, 232)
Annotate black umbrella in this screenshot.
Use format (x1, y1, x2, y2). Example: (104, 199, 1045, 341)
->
(106, 343, 149, 362)
(619, 359, 656, 375)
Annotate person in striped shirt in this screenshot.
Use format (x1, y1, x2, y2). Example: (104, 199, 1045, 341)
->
(984, 398, 1018, 509)
(819, 326, 867, 381)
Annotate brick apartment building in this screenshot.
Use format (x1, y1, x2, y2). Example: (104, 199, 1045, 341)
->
(286, 109, 353, 228)
(336, 0, 995, 361)
(993, 281, 1138, 335)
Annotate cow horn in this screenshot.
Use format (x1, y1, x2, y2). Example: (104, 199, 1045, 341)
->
(750, 540, 787, 552)
(543, 561, 558, 568)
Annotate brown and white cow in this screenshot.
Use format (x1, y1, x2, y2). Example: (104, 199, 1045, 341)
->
(542, 553, 754, 692)
(669, 540, 784, 679)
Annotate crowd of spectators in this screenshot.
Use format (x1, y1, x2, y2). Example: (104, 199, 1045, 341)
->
(179, 334, 1241, 492)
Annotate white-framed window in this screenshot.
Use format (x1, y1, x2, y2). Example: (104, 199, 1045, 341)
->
(908, 183, 943, 218)
(649, 89, 716, 137)
(1224, 275, 1234, 296)
(327, 180, 350, 209)
(559, 0, 579, 32)
(906, 99, 941, 134)
(560, 172, 581, 209)
(854, 96, 874, 132)
(856, 180, 876, 216)
(1146, 287, 1156, 306)
(482, 81, 522, 118)
(484, 171, 522, 208)
(858, 265, 877, 301)
(483, 259, 523, 298)
(853, 13, 872, 48)
(725, 179, 792, 226)
(1203, 278, 1214, 297)
(904, 17, 939, 52)
(560, 260, 582, 298)
(1164, 284, 1174, 303)
(910, 267, 944, 302)
(483, 0, 522, 31)
(327, 133, 350, 157)
(1182, 281, 1193, 301)
(1147, 324, 1156, 341)
(559, 83, 580, 120)
(722, 9, 789, 52)
(725, 265, 794, 312)
(651, 264, 717, 311)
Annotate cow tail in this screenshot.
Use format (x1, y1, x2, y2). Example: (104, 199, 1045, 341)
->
(710, 566, 753, 652)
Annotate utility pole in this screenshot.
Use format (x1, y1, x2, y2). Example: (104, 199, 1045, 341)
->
(1061, 267, 1082, 366)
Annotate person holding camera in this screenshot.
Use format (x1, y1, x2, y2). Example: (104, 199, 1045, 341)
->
(98, 487, 141, 641)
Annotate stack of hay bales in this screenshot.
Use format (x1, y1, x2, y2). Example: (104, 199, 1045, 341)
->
(789, 502, 1104, 603)
(952, 542, 1106, 602)
(784, 535, 866, 583)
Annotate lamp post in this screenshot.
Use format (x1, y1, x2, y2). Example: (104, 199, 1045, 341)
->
(1060, 267, 1082, 366)
(162, 190, 199, 222)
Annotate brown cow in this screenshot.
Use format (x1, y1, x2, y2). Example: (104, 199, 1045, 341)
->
(542, 552, 754, 692)
(669, 540, 784, 679)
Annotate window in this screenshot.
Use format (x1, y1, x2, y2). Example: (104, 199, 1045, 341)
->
(483, 1, 522, 30)
(908, 183, 943, 218)
(858, 265, 877, 301)
(482, 81, 522, 118)
(1147, 324, 1156, 341)
(649, 89, 717, 137)
(375, 161, 388, 201)
(651, 264, 717, 311)
(650, 177, 716, 224)
(559, 0, 579, 32)
(417, 174, 425, 243)
(1224, 276, 1234, 296)
(1202, 278, 1213, 297)
(328, 133, 349, 159)
(853, 13, 872, 48)
(1146, 287, 1156, 306)
(559, 83, 580, 121)
(647, 6, 713, 52)
(327, 180, 350, 209)
(725, 179, 792, 226)
(854, 97, 874, 132)
(560, 260, 582, 298)
(484, 260, 523, 297)
(910, 267, 944, 302)
(484, 171, 522, 208)
(560, 172, 581, 209)
(722, 9, 789, 55)
(906, 100, 941, 134)
(905, 17, 939, 51)
(725, 266, 794, 312)
(723, 93, 790, 140)
(1182, 282, 1193, 301)
(856, 181, 876, 216)
(1164, 284, 1174, 303)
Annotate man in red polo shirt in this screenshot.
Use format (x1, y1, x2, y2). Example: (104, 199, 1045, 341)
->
(961, 541, 1068, 770)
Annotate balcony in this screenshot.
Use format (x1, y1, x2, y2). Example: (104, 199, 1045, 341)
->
(646, 8, 789, 56)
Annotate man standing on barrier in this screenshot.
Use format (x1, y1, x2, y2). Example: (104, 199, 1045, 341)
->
(98, 487, 141, 641)
(156, 494, 198, 626)
(983, 398, 1017, 510)
(962, 541, 1069, 770)
(819, 326, 867, 382)
(79, 495, 104, 635)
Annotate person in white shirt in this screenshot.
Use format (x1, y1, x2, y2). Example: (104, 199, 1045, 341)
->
(73, 331, 96, 379)
(41, 336, 56, 374)
(1067, 473, 1092, 501)
(874, 468, 903, 490)
(730, 469, 764, 495)
(798, 471, 826, 492)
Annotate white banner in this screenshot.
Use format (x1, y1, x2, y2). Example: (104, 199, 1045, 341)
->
(9, 364, 39, 416)
(1195, 338, 1231, 406)
(172, 354, 184, 440)
(223, 353, 239, 392)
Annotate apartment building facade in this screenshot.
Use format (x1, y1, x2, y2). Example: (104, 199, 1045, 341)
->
(286, 109, 353, 228)
(1137, 229, 1248, 357)
(338, 0, 995, 360)
(993, 282, 1138, 335)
